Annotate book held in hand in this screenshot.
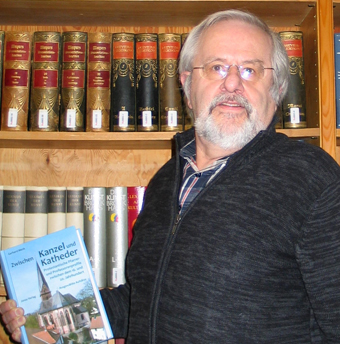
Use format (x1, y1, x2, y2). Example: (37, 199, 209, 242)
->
(0, 226, 114, 344)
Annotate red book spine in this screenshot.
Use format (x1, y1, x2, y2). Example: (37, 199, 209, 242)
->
(127, 186, 146, 248)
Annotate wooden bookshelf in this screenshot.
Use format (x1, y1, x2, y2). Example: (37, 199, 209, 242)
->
(0, 0, 337, 343)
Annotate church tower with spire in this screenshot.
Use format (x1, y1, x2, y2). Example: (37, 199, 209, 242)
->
(36, 263, 52, 301)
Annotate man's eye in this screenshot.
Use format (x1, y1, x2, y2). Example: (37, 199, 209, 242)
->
(210, 64, 224, 73)
(243, 67, 256, 74)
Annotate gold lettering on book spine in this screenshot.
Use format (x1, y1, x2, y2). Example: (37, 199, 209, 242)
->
(1, 32, 32, 131)
(86, 32, 111, 132)
(30, 31, 61, 131)
(159, 33, 183, 132)
(112, 33, 134, 88)
(135, 34, 158, 89)
(279, 31, 306, 129)
(60, 31, 87, 131)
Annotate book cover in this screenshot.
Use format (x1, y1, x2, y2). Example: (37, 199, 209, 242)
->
(0, 31, 4, 113)
(159, 33, 183, 132)
(47, 187, 66, 234)
(30, 31, 62, 131)
(1, 31, 32, 131)
(135, 33, 159, 132)
(24, 186, 48, 242)
(181, 32, 193, 131)
(0, 186, 3, 238)
(279, 31, 307, 129)
(86, 32, 112, 132)
(111, 32, 136, 132)
(2, 186, 26, 250)
(66, 186, 84, 236)
(0, 226, 114, 344)
(83, 187, 107, 288)
(127, 186, 145, 248)
(60, 31, 87, 132)
(106, 187, 128, 288)
(335, 33, 340, 129)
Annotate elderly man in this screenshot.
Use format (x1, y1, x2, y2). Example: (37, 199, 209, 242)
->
(2, 9, 340, 344)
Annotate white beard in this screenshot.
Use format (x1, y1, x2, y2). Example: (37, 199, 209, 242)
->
(194, 94, 267, 151)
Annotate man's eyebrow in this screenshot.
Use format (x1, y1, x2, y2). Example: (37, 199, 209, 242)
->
(200, 58, 265, 65)
(240, 59, 265, 65)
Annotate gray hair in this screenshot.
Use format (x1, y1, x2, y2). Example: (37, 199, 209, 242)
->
(179, 9, 289, 107)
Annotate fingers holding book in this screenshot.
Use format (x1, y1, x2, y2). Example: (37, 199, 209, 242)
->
(0, 299, 26, 342)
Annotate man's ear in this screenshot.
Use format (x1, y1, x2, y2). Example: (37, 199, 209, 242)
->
(180, 71, 190, 87)
(180, 71, 193, 109)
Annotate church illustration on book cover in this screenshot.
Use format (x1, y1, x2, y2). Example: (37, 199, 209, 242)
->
(29, 262, 105, 344)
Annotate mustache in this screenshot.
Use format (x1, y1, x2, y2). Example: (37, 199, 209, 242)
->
(208, 94, 253, 115)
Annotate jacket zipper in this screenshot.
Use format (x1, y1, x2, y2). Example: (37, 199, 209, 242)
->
(172, 209, 181, 235)
(150, 203, 182, 343)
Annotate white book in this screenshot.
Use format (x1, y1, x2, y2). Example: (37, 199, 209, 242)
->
(2, 186, 26, 241)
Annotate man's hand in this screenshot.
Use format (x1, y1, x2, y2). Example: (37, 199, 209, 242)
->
(0, 299, 26, 342)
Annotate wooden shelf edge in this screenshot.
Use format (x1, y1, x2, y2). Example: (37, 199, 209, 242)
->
(0, 131, 177, 149)
(276, 128, 320, 138)
(0, 128, 320, 149)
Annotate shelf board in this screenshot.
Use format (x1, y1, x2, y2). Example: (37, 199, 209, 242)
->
(0, 131, 177, 149)
(0, 128, 320, 149)
(0, 0, 316, 27)
(336, 129, 340, 139)
(276, 127, 320, 138)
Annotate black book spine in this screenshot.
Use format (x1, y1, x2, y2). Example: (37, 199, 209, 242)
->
(136, 33, 159, 131)
(111, 32, 136, 131)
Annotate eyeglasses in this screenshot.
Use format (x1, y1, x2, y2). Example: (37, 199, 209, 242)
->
(192, 61, 275, 82)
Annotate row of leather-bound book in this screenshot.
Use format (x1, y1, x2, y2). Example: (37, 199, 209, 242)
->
(0, 30, 193, 133)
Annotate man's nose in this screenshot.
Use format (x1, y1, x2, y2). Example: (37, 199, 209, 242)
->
(220, 65, 244, 93)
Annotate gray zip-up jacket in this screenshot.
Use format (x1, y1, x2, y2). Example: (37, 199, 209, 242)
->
(101, 126, 340, 343)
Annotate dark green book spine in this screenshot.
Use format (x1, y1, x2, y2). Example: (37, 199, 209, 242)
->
(136, 33, 159, 131)
(279, 31, 307, 129)
(111, 32, 136, 132)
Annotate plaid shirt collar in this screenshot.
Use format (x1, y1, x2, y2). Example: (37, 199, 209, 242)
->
(178, 138, 229, 214)
(179, 138, 230, 172)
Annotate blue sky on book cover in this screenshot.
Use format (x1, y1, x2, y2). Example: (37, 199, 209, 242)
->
(0, 226, 113, 344)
